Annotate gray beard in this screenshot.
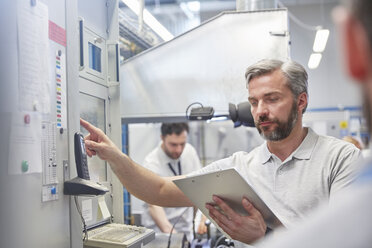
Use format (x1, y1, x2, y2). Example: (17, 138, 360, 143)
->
(257, 102, 298, 141)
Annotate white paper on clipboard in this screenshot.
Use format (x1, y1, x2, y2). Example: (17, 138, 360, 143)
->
(173, 168, 282, 238)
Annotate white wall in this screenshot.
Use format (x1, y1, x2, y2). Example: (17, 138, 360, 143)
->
(198, 2, 360, 109)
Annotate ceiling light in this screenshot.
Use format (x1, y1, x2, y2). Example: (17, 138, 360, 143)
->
(313, 29, 329, 53)
(308, 53, 322, 69)
(121, 0, 174, 41)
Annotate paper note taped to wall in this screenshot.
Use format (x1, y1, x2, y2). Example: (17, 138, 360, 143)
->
(17, 0, 50, 113)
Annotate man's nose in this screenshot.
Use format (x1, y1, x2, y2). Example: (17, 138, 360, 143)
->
(175, 145, 183, 154)
(256, 101, 269, 117)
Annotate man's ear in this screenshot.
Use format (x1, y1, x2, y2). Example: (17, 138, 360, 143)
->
(297, 92, 308, 113)
(344, 15, 371, 82)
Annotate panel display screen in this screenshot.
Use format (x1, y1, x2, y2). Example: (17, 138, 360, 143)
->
(88, 42, 102, 72)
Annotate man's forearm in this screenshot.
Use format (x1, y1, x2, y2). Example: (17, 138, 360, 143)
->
(80, 119, 193, 208)
(108, 151, 192, 207)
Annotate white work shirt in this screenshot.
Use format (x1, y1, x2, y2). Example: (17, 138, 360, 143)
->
(141, 143, 202, 240)
(189, 128, 361, 247)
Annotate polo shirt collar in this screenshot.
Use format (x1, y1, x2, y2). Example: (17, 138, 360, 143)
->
(260, 127, 319, 164)
(292, 127, 318, 160)
(261, 142, 272, 164)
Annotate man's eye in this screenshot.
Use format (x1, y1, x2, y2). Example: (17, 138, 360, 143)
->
(250, 101, 258, 106)
(268, 98, 278, 102)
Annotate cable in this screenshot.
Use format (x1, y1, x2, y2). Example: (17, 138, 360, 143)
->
(277, 1, 321, 31)
(167, 207, 189, 248)
(213, 235, 227, 248)
(192, 217, 196, 241)
(213, 235, 235, 248)
(185, 102, 203, 120)
(74, 196, 88, 242)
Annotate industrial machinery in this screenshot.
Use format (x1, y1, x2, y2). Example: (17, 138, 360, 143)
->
(0, 1, 154, 248)
(0, 2, 292, 248)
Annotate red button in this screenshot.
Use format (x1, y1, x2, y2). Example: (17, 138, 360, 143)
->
(24, 114, 31, 124)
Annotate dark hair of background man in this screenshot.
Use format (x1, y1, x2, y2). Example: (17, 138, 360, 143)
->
(161, 123, 189, 137)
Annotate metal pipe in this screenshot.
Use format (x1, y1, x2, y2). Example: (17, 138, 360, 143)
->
(236, 0, 277, 11)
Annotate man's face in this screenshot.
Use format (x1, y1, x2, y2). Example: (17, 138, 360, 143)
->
(248, 69, 299, 141)
(161, 131, 187, 159)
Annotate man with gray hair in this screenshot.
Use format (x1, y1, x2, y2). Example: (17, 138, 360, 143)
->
(202, 58, 360, 246)
(80, 58, 360, 246)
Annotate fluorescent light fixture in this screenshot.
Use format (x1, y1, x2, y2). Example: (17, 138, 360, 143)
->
(313, 29, 329, 53)
(308, 53, 322, 69)
(121, 0, 174, 41)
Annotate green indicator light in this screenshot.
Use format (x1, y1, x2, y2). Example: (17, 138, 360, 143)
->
(21, 160, 29, 173)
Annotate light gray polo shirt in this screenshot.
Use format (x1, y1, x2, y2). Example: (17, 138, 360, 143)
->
(189, 127, 361, 232)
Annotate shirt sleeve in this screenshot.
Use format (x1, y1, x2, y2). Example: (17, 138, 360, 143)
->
(329, 144, 362, 201)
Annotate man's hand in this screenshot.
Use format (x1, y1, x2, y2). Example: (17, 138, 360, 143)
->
(80, 119, 121, 161)
(197, 217, 208, 235)
(205, 195, 266, 244)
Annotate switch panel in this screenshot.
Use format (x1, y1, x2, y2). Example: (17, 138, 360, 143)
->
(41, 121, 58, 202)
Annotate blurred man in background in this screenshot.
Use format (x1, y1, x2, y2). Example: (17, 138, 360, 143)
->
(141, 123, 206, 241)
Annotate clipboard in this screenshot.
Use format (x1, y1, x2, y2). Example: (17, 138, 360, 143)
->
(173, 168, 282, 235)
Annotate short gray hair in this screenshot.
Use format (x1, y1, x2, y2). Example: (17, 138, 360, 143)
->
(245, 59, 309, 113)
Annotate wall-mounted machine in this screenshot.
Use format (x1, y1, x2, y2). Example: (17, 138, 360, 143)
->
(0, 0, 155, 248)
